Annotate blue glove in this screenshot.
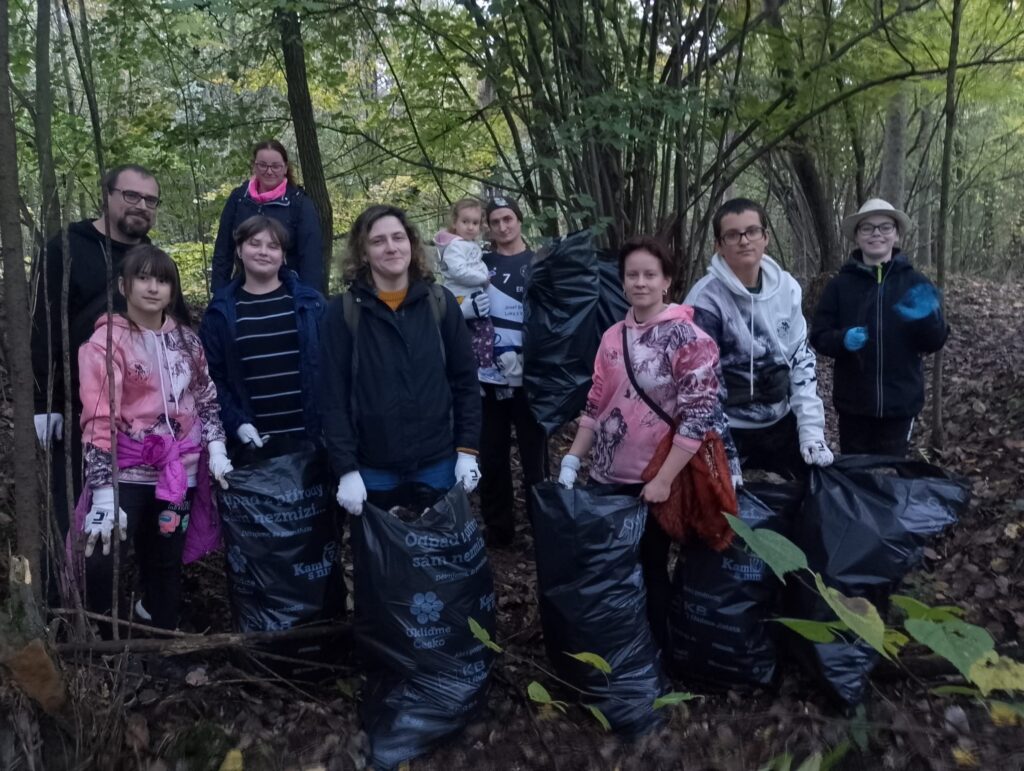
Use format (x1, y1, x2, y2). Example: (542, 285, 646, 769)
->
(894, 283, 940, 320)
(843, 326, 868, 351)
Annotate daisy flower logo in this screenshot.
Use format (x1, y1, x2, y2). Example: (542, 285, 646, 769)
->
(410, 592, 444, 624)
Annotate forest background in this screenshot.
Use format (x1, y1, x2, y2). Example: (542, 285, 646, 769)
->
(1, 0, 1024, 768)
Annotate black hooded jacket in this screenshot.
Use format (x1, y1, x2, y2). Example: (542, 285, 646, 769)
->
(319, 278, 481, 477)
(30, 220, 187, 416)
(810, 250, 948, 418)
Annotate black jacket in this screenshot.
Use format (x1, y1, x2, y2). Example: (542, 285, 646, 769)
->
(320, 278, 481, 476)
(199, 269, 326, 446)
(211, 181, 324, 292)
(30, 220, 189, 416)
(810, 250, 948, 418)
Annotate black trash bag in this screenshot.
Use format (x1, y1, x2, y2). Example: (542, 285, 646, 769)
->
(596, 255, 630, 334)
(668, 482, 803, 689)
(352, 485, 496, 769)
(523, 230, 602, 434)
(532, 482, 668, 737)
(219, 441, 343, 633)
(790, 455, 970, 707)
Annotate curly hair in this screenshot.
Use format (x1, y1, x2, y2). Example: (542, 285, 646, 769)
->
(344, 204, 434, 286)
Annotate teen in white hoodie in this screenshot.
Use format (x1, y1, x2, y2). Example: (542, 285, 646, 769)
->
(684, 198, 832, 479)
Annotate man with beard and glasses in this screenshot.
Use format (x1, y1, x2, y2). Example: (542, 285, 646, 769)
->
(31, 164, 190, 537)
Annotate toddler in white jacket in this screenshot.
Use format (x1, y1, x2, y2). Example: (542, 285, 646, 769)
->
(435, 198, 500, 379)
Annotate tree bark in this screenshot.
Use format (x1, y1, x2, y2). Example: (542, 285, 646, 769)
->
(0, 0, 43, 596)
(35, 0, 60, 242)
(880, 86, 907, 209)
(931, 0, 963, 450)
(277, 9, 334, 291)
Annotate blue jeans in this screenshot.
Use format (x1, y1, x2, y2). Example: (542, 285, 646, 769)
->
(360, 456, 456, 493)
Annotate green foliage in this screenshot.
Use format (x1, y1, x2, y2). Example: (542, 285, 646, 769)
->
(585, 704, 611, 732)
(652, 691, 698, 710)
(527, 681, 567, 713)
(775, 618, 847, 643)
(565, 652, 611, 674)
(904, 617, 994, 680)
(468, 617, 502, 654)
(724, 513, 808, 583)
(813, 573, 890, 659)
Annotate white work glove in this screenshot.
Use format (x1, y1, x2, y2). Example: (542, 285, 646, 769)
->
(236, 423, 265, 448)
(558, 455, 581, 489)
(34, 413, 64, 447)
(208, 440, 234, 489)
(337, 471, 367, 516)
(731, 473, 744, 490)
(800, 439, 834, 467)
(460, 291, 490, 320)
(83, 486, 127, 558)
(455, 452, 481, 493)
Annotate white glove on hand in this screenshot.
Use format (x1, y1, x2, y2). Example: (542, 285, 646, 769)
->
(236, 423, 265, 448)
(460, 291, 490, 320)
(731, 473, 744, 490)
(34, 413, 64, 446)
(800, 439, 834, 467)
(455, 452, 481, 493)
(208, 440, 234, 489)
(84, 487, 127, 557)
(558, 455, 581, 489)
(337, 471, 367, 515)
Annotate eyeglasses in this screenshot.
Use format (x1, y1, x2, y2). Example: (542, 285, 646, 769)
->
(856, 222, 896, 236)
(720, 226, 766, 245)
(254, 162, 286, 172)
(112, 188, 161, 209)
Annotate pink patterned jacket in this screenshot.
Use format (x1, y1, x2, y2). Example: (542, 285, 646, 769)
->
(581, 303, 739, 485)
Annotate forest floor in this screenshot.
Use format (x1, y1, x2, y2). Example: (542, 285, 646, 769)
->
(1, 275, 1023, 771)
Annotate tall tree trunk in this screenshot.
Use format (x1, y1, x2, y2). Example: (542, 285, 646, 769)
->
(0, 0, 43, 596)
(277, 9, 334, 290)
(932, 0, 963, 450)
(880, 87, 907, 208)
(36, 0, 60, 241)
(916, 104, 934, 267)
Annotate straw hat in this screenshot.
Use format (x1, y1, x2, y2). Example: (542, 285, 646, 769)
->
(841, 198, 911, 241)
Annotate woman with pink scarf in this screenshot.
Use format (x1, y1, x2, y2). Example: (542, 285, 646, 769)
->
(211, 139, 324, 292)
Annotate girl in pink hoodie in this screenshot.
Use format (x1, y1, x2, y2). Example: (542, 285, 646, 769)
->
(556, 236, 740, 645)
(77, 245, 231, 631)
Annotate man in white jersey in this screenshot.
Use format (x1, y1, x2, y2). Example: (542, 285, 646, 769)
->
(461, 197, 547, 546)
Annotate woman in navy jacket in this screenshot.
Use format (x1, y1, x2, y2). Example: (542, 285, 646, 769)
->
(320, 205, 482, 514)
(211, 140, 324, 293)
(200, 216, 326, 450)
(810, 199, 948, 457)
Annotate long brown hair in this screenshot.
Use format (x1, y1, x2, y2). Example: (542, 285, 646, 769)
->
(345, 204, 433, 286)
(251, 139, 297, 186)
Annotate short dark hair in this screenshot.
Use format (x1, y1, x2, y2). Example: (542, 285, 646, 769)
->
(251, 139, 296, 186)
(345, 204, 433, 286)
(712, 197, 768, 241)
(233, 215, 290, 252)
(101, 164, 159, 202)
(617, 235, 675, 282)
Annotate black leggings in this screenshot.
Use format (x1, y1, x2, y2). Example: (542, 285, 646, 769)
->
(84, 483, 193, 632)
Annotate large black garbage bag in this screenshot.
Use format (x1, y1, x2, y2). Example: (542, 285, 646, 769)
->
(790, 455, 970, 707)
(218, 442, 343, 633)
(523, 230, 602, 434)
(532, 482, 668, 737)
(596, 256, 630, 333)
(352, 485, 496, 769)
(669, 482, 803, 689)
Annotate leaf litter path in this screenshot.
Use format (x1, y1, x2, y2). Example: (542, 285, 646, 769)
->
(3, 277, 1023, 771)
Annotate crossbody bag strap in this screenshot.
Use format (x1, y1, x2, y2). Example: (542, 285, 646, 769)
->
(620, 324, 675, 429)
